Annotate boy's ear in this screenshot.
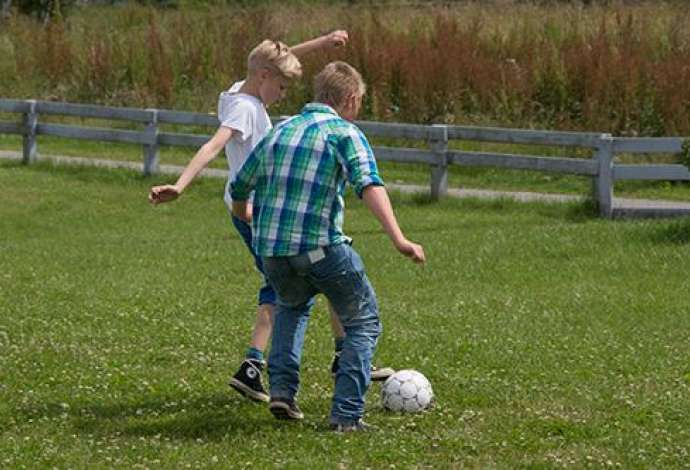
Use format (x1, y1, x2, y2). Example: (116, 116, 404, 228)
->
(345, 93, 357, 109)
(258, 67, 272, 82)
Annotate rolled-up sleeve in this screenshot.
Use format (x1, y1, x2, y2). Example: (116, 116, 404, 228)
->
(336, 127, 384, 198)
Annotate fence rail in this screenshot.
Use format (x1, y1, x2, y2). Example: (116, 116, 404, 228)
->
(445, 125, 603, 148)
(613, 164, 690, 181)
(447, 150, 598, 175)
(1, 98, 688, 218)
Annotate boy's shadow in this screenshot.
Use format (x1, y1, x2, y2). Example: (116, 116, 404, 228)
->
(25, 393, 316, 441)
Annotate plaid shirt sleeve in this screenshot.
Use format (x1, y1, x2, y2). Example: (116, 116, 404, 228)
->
(336, 126, 384, 198)
(230, 138, 264, 201)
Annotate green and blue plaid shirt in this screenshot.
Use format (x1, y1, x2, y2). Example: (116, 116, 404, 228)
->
(230, 103, 384, 257)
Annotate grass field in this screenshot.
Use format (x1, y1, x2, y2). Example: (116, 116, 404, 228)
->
(2, 161, 690, 467)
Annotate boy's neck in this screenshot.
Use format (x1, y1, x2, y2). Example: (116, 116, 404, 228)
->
(239, 77, 263, 103)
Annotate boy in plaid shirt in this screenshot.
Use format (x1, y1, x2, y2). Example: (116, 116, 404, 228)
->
(231, 61, 425, 431)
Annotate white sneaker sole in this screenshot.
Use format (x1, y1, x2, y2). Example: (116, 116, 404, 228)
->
(269, 401, 304, 420)
(229, 378, 270, 403)
(331, 367, 396, 381)
(371, 367, 396, 382)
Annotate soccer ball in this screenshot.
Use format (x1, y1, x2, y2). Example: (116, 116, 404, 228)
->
(381, 369, 433, 412)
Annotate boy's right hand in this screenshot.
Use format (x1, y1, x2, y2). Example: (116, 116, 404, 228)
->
(323, 30, 349, 49)
(149, 184, 182, 205)
(395, 238, 426, 264)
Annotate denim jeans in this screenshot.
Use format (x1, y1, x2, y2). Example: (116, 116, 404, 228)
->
(231, 215, 277, 306)
(262, 243, 382, 425)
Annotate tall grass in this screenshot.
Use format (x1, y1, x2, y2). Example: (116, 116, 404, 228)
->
(1, 1, 689, 135)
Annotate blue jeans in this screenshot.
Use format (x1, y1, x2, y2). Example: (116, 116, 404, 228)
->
(231, 215, 277, 306)
(262, 243, 382, 425)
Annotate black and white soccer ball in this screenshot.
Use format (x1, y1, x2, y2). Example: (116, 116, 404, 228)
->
(381, 369, 433, 412)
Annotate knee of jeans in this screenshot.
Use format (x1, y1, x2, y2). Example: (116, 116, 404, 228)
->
(276, 296, 316, 313)
(344, 319, 380, 345)
(336, 295, 380, 329)
(343, 308, 380, 331)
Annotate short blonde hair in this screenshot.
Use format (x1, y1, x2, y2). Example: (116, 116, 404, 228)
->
(313, 61, 366, 108)
(247, 39, 302, 80)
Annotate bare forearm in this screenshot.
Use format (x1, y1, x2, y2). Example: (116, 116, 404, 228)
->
(361, 185, 405, 246)
(149, 127, 229, 206)
(290, 37, 323, 57)
(362, 185, 426, 263)
(290, 30, 348, 58)
(175, 143, 218, 192)
(173, 126, 231, 193)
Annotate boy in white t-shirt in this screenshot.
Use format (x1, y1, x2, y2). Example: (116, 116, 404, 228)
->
(149, 34, 393, 403)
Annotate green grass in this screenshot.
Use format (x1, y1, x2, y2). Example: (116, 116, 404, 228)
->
(1, 161, 689, 467)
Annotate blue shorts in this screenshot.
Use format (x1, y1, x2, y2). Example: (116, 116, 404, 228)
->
(231, 215, 277, 306)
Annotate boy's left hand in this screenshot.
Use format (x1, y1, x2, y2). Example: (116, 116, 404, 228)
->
(395, 239, 426, 264)
(232, 200, 252, 223)
(149, 184, 182, 205)
(323, 30, 348, 49)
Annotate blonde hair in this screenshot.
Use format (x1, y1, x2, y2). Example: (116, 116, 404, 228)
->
(247, 39, 302, 80)
(313, 61, 366, 108)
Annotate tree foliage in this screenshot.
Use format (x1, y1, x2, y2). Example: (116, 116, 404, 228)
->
(7, 0, 73, 20)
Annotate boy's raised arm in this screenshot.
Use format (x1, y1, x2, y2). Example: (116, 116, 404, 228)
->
(289, 30, 348, 57)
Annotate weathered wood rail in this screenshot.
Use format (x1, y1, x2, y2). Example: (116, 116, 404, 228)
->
(1, 98, 688, 218)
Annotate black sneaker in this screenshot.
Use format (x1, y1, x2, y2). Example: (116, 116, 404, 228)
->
(331, 353, 395, 382)
(269, 397, 304, 420)
(330, 419, 377, 433)
(229, 359, 269, 403)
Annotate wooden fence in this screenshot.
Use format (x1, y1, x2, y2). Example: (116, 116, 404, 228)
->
(1, 98, 689, 218)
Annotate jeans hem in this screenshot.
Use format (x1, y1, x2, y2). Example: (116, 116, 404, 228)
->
(329, 415, 363, 426)
(269, 391, 295, 402)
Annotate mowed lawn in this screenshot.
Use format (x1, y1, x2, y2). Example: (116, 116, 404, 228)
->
(1, 161, 689, 468)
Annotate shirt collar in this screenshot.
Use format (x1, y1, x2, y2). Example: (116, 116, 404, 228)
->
(301, 102, 339, 116)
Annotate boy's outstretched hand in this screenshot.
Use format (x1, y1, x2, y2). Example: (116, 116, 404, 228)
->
(149, 184, 182, 205)
(395, 238, 426, 264)
(324, 30, 349, 49)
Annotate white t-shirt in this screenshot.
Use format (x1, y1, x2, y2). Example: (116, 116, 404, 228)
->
(217, 81, 272, 207)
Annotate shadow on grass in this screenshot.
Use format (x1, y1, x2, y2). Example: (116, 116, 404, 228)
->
(22, 393, 316, 441)
(648, 218, 690, 245)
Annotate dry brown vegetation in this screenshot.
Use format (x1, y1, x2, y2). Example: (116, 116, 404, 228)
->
(1, 1, 689, 135)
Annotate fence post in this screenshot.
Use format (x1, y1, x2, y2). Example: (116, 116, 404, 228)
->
(592, 133, 614, 218)
(429, 124, 448, 200)
(143, 109, 159, 176)
(23, 100, 38, 165)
